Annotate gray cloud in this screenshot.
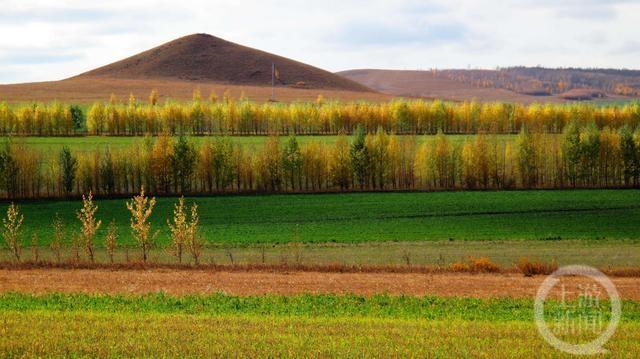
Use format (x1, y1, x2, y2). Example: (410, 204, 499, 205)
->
(0, 0, 638, 83)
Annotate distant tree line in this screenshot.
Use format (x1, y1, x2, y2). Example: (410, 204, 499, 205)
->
(0, 102, 84, 136)
(1, 93, 639, 136)
(440, 67, 640, 96)
(2, 123, 640, 199)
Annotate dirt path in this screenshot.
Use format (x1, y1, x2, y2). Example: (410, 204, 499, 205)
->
(1, 269, 639, 299)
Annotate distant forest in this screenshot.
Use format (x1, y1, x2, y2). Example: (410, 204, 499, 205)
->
(440, 67, 640, 99)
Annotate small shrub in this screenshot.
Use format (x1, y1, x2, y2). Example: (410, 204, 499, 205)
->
(184, 201, 202, 265)
(126, 187, 158, 264)
(450, 257, 500, 273)
(105, 220, 118, 264)
(76, 191, 102, 262)
(516, 257, 558, 277)
(450, 261, 470, 272)
(401, 250, 411, 266)
(472, 257, 501, 273)
(2, 203, 23, 261)
(167, 196, 188, 264)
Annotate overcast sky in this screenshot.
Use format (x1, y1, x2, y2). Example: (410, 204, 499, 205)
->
(1, 0, 639, 84)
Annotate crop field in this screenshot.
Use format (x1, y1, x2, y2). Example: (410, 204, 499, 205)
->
(1, 293, 639, 357)
(8, 134, 519, 155)
(2, 102, 639, 358)
(2, 172, 638, 356)
(4, 2, 640, 356)
(4, 189, 639, 246)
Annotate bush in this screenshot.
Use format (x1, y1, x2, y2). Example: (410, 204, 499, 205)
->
(516, 257, 558, 277)
(450, 257, 500, 273)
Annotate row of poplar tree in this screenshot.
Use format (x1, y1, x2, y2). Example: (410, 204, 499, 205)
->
(1, 93, 640, 136)
(1, 123, 640, 199)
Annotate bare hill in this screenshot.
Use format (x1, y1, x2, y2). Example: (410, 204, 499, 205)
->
(74, 33, 371, 92)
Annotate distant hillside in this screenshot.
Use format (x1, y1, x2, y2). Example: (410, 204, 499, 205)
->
(339, 68, 640, 102)
(337, 69, 559, 103)
(439, 67, 640, 98)
(74, 33, 371, 92)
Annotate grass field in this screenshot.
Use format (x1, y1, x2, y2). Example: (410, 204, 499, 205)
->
(2, 189, 639, 266)
(0, 293, 638, 357)
(6, 134, 520, 155)
(11, 238, 639, 267)
(5, 189, 639, 246)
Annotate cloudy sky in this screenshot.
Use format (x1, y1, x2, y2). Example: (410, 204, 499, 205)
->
(1, 0, 638, 84)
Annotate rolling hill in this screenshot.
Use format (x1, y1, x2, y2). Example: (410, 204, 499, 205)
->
(339, 68, 639, 103)
(337, 69, 539, 102)
(73, 33, 371, 92)
(0, 34, 384, 103)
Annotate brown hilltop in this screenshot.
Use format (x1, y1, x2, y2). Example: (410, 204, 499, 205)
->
(73, 33, 371, 92)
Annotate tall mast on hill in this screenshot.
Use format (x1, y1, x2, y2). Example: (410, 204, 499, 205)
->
(271, 62, 276, 101)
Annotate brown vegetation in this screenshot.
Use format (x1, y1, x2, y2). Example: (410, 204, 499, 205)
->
(340, 68, 639, 103)
(515, 257, 558, 277)
(2, 267, 640, 298)
(439, 67, 640, 98)
(75, 34, 371, 92)
(0, 34, 387, 104)
(450, 257, 501, 273)
(0, 77, 389, 104)
(339, 69, 570, 103)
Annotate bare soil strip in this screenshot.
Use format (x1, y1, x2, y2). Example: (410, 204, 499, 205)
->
(1, 269, 639, 299)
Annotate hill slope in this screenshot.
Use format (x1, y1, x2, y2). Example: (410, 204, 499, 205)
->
(74, 33, 371, 92)
(338, 69, 546, 102)
(339, 68, 638, 103)
(0, 77, 389, 104)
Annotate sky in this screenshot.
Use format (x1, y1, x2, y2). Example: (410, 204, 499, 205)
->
(1, 0, 639, 84)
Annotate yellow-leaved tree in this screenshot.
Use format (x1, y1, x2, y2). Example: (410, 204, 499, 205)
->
(167, 196, 188, 264)
(167, 196, 202, 265)
(76, 191, 102, 262)
(126, 187, 157, 263)
(2, 203, 23, 261)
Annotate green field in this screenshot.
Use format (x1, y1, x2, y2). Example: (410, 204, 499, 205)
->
(6, 189, 640, 245)
(0, 293, 638, 357)
(3, 189, 640, 266)
(8, 134, 519, 154)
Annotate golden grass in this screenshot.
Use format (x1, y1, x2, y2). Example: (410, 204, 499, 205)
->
(0, 77, 391, 104)
(1, 311, 638, 357)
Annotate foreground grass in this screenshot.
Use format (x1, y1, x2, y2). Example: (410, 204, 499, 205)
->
(4, 189, 640, 249)
(4, 312, 640, 357)
(1, 293, 639, 357)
